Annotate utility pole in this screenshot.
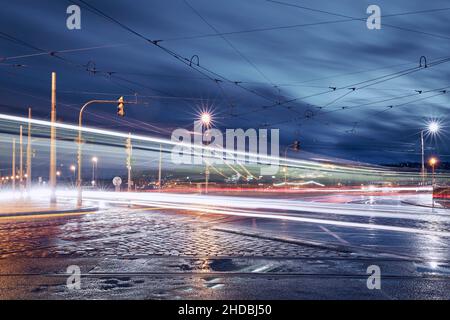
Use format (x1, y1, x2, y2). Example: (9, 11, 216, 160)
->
(50, 72, 57, 204)
(26, 108, 32, 191)
(126, 133, 132, 192)
(158, 144, 162, 191)
(12, 138, 16, 192)
(284, 141, 300, 186)
(205, 165, 209, 194)
(421, 130, 425, 186)
(19, 125, 23, 191)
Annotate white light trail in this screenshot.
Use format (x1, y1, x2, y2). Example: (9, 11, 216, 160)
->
(50, 190, 450, 238)
(59, 192, 450, 238)
(0, 113, 421, 176)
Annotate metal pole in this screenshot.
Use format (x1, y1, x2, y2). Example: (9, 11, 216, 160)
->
(92, 161, 95, 186)
(26, 108, 32, 192)
(12, 138, 16, 192)
(421, 130, 425, 186)
(127, 133, 132, 192)
(202, 124, 209, 194)
(19, 125, 23, 189)
(50, 72, 57, 204)
(205, 166, 209, 194)
(158, 144, 162, 190)
(432, 163, 435, 208)
(284, 147, 289, 185)
(432, 164, 435, 187)
(77, 107, 84, 208)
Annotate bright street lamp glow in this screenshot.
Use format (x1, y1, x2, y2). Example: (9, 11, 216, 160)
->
(429, 157, 437, 166)
(428, 121, 440, 134)
(70, 165, 76, 172)
(92, 157, 98, 163)
(200, 112, 211, 126)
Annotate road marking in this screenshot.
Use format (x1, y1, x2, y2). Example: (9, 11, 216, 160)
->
(319, 226, 350, 245)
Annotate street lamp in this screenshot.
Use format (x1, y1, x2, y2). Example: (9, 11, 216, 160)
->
(200, 112, 212, 194)
(429, 157, 438, 187)
(91, 157, 98, 187)
(70, 165, 76, 185)
(77, 97, 129, 207)
(420, 121, 440, 186)
(200, 112, 211, 127)
(429, 156, 438, 208)
(428, 122, 440, 134)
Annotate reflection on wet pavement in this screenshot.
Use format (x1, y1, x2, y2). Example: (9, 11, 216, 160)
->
(0, 205, 449, 299)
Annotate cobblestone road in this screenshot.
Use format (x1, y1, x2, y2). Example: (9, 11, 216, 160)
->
(0, 205, 449, 299)
(0, 206, 353, 259)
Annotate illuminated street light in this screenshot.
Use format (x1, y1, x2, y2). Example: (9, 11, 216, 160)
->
(200, 112, 212, 127)
(429, 157, 437, 166)
(420, 121, 441, 186)
(199, 112, 212, 194)
(92, 157, 98, 188)
(428, 121, 440, 134)
(429, 157, 438, 188)
(70, 164, 76, 182)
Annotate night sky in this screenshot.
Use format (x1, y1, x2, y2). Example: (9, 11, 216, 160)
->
(1, 0, 449, 164)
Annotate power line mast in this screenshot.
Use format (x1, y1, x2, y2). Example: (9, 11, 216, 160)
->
(49, 72, 57, 204)
(26, 108, 32, 192)
(158, 144, 162, 191)
(12, 138, 16, 192)
(19, 125, 23, 191)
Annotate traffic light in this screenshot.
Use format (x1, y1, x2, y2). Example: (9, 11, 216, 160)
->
(117, 96, 125, 117)
(293, 140, 300, 151)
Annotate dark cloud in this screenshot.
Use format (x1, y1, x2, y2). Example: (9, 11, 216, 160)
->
(0, 0, 449, 164)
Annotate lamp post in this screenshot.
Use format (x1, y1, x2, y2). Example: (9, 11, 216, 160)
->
(421, 121, 440, 185)
(77, 98, 128, 207)
(200, 112, 212, 194)
(26, 108, 32, 192)
(12, 138, 16, 192)
(429, 157, 437, 187)
(284, 141, 300, 185)
(70, 165, 76, 185)
(91, 157, 98, 187)
(429, 157, 438, 208)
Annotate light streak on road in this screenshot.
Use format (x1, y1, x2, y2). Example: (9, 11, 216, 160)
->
(44, 189, 450, 238)
(64, 189, 449, 220)
(67, 194, 450, 238)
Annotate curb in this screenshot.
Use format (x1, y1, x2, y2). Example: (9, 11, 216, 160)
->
(0, 207, 99, 218)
